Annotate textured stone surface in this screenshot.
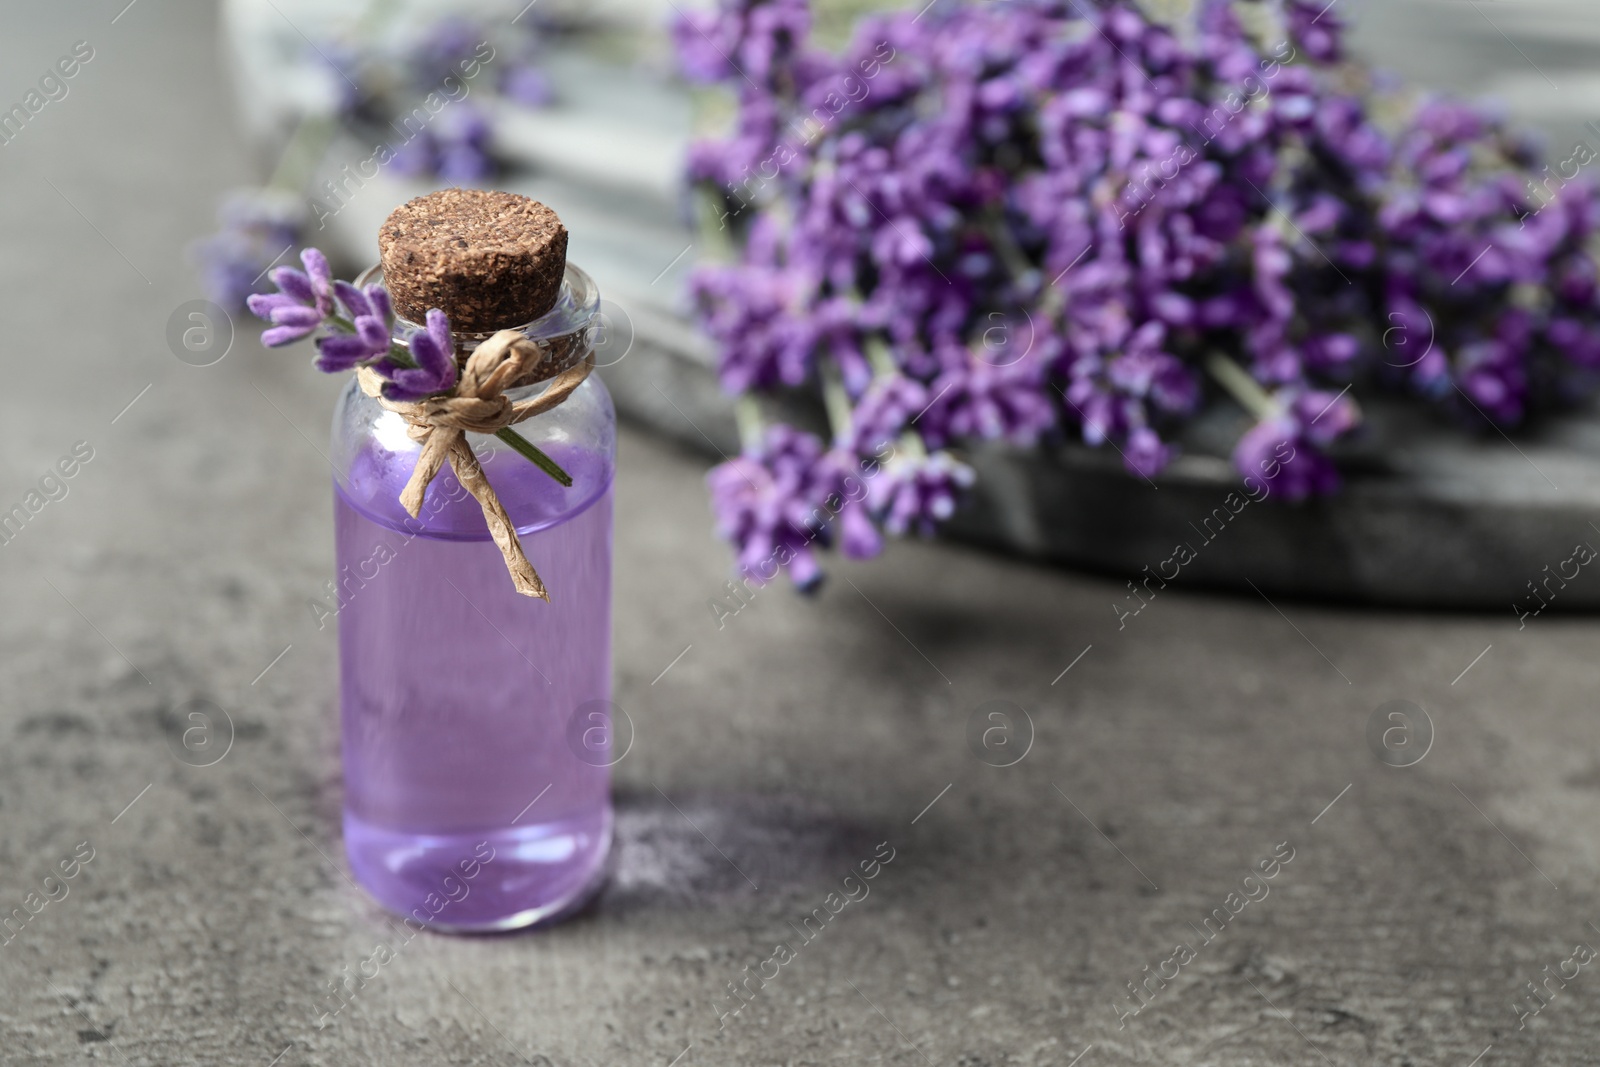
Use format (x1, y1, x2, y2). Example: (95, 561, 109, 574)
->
(3, 3, 1600, 1066)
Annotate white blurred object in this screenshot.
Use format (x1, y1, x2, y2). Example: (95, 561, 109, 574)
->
(222, 0, 485, 148)
(220, 0, 686, 154)
(221, 0, 352, 149)
(1349, 0, 1600, 150)
(220, 0, 693, 275)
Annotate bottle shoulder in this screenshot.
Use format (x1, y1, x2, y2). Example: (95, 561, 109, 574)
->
(331, 375, 615, 539)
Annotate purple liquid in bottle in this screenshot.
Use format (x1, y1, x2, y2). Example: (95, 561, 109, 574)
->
(333, 386, 615, 931)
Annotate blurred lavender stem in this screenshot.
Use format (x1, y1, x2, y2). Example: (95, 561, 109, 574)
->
(735, 395, 764, 454)
(864, 337, 897, 379)
(821, 362, 854, 445)
(1207, 353, 1281, 422)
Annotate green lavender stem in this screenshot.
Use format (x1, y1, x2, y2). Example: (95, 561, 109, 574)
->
(495, 427, 574, 487)
(864, 335, 898, 379)
(735, 395, 764, 454)
(820, 360, 854, 445)
(1206, 353, 1280, 421)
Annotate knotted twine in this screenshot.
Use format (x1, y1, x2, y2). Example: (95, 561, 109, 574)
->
(355, 329, 593, 601)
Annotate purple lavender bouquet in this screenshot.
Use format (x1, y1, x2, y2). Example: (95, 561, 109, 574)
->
(675, 0, 1600, 588)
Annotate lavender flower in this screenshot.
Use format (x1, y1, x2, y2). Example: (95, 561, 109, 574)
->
(1285, 0, 1343, 64)
(305, 15, 553, 185)
(191, 190, 303, 311)
(381, 309, 459, 402)
(314, 281, 394, 372)
(869, 449, 975, 537)
(435, 104, 496, 183)
(247, 246, 454, 400)
(384, 104, 496, 183)
(707, 426, 833, 589)
(815, 447, 884, 560)
(405, 17, 485, 91)
(848, 374, 928, 454)
(247, 248, 335, 347)
(502, 66, 553, 107)
(1232, 388, 1358, 501)
(918, 351, 1058, 450)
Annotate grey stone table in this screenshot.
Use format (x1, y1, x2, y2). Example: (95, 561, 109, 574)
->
(3, 3, 1600, 1065)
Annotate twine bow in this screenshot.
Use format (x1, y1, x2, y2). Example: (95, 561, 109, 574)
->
(357, 329, 593, 600)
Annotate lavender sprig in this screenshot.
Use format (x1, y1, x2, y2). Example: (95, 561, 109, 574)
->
(191, 190, 305, 312)
(246, 247, 570, 486)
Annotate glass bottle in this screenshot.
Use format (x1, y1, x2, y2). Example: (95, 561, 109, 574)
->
(328, 263, 614, 931)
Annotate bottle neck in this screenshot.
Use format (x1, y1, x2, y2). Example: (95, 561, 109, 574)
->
(353, 262, 602, 382)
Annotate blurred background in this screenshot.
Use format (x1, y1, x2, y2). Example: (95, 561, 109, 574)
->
(4, 1, 1600, 1064)
(206, 0, 1600, 607)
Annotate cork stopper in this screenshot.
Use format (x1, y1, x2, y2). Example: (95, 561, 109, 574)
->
(377, 189, 569, 333)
